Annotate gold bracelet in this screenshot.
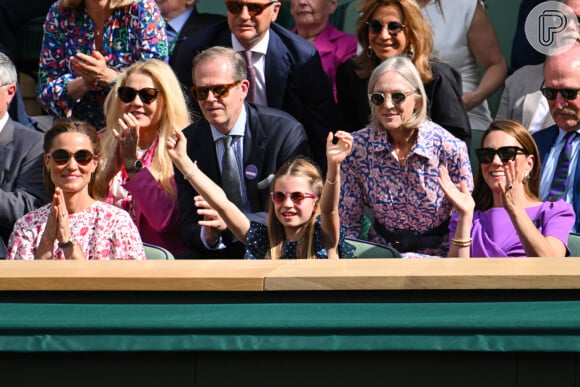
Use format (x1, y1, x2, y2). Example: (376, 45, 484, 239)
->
(451, 237, 472, 247)
(325, 179, 337, 185)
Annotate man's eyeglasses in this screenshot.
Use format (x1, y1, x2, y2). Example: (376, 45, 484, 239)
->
(270, 191, 318, 204)
(48, 149, 95, 166)
(190, 80, 242, 100)
(118, 87, 161, 104)
(540, 87, 580, 101)
(225, 1, 278, 16)
(475, 146, 528, 164)
(368, 90, 415, 106)
(366, 19, 405, 35)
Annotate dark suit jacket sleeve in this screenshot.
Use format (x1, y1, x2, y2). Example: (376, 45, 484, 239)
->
(335, 58, 371, 132)
(425, 61, 472, 144)
(0, 121, 47, 242)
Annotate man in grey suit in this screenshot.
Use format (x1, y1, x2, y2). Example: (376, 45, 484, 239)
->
(495, 63, 554, 133)
(175, 46, 310, 258)
(0, 52, 47, 256)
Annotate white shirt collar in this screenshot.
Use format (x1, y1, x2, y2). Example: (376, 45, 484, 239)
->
(231, 29, 270, 55)
(168, 8, 193, 34)
(210, 104, 247, 141)
(0, 112, 9, 136)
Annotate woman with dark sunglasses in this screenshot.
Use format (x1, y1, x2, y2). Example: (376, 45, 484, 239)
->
(438, 120, 575, 257)
(97, 59, 191, 255)
(335, 0, 471, 145)
(7, 119, 145, 260)
(339, 55, 472, 257)
(166, 129, 354, 259)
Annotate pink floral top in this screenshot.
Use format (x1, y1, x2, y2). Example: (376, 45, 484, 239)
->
(8, 201, 146, 260)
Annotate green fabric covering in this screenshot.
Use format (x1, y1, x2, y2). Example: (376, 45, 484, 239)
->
(2, 299, 580, 352)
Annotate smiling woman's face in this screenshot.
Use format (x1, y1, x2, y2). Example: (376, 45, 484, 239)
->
(45, 132, 98, 195)
(368, 3, 408, 61)
(121, 72, 164, 134)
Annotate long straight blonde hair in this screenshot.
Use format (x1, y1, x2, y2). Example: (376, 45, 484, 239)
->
(99, 59, 191, 200)
(267, 157, 323, 259)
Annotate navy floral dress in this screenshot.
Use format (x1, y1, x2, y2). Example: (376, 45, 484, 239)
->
(245, 216, 355, 259)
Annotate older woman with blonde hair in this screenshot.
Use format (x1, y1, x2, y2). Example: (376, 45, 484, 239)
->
(37, 0, 167, 129)
(339, 55, 472, 257)
(335, 0, 470, 144)
(98, 59, 191, 255)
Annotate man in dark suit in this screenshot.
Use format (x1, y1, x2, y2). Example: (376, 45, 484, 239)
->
(0, 52, 47, 256)
(173, 0, 336, 169)
(155, 0, 225, 66)
(175, 46, 310, 258)
(533, 44, 580, 232)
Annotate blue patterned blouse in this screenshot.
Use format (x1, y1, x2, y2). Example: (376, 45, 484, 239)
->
(37, 0, 168, 129)
(339, 121, 473, 256)
(245, 216, 355, 259)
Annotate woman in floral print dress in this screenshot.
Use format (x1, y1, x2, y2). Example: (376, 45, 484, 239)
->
(8, 119, 145, 260)
(36, 0, 168, 129)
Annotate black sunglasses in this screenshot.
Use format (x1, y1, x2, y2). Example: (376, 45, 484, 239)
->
(191, 80, 242, 100)
(475, 146, 528, 164)
(367, 19, 405, 35)
(270, 191, 318, 204)
(368, 90, 415, 106)
(540, 87, 580, 100)
(225, 1, 278, 16)
(49, 149, 95, 166)
(118, 87, 161, 104)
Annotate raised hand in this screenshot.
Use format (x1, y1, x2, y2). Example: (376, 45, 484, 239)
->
(326, 131, 353, 166)
(437, 165, 474, 215)
(113, 113, 140, 167)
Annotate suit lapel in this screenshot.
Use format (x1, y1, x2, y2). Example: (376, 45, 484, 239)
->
(265, 28, 290, 108)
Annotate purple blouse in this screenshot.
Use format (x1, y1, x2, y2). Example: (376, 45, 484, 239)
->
(339, 121, 473, 256)
(449, 200, 575, 257)
(37, 0, 168, 128)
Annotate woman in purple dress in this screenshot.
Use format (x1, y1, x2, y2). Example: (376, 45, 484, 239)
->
(438, 120, 575, 257)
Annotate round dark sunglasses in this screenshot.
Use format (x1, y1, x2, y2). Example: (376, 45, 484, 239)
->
(475, 146, 528, 164)
(367, 19, 405, 35)
(225, 1, 278, 16)
(49, 149, 95, 166)
(368, 90, 415, 106)
(270, 191, 318, 204)
(540, 87, 580, 101)
(118, 87, 161, 104)
(190, 80, 242, 100)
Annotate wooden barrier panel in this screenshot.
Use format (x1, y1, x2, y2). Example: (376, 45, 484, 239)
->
(0, 258, 580, 291)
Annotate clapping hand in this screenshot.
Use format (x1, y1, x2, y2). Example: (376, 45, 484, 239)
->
(437, 165, 474, 216)
(112, 113, 140, 168)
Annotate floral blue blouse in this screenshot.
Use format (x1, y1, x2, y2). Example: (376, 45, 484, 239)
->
(37, 0, 168, 129)
(245, 216, 355, 259)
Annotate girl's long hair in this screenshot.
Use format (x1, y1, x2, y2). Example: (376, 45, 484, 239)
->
(267, 157, 323, 259)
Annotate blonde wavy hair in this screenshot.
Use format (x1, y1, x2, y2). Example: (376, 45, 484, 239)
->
(354, 0, 433, 83)
(100, 59, 191, 200)
(266, 157, 323, 259)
